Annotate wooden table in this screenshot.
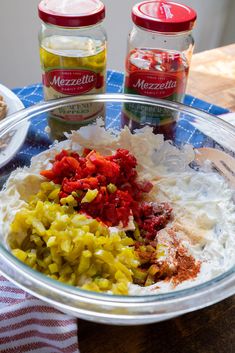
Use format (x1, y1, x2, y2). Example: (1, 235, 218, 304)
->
(78, 45, 235, 353)
(187, 44, 235, 111)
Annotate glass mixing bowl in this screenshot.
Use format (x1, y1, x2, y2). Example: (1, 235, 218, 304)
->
(0, 93, 234, 325)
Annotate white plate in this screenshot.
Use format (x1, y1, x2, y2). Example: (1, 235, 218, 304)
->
(0, 83, 24, 116)
(0, 84, 28, 168)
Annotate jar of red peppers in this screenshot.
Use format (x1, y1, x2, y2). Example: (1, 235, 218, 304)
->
(38, 0, 107, 139)
(123, 1, 197, 138)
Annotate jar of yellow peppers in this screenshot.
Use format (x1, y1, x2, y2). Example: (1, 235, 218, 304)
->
(38, 0, 107, 135)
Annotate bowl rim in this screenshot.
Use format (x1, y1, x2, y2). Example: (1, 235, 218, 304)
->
(0, 93, 234, 304)
(1, 93, 235, 136)
(0, 243, 234, 304)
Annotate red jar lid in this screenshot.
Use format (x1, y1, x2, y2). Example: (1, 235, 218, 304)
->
(132, 1, 197, 33)
(38, 0, 105, 28)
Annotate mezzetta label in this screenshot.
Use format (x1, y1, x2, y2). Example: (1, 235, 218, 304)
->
(43, 69, 97, 95)
(126, 71, 179, 98)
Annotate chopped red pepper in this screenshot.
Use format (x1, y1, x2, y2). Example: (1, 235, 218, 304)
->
(55, 149, 69, 161)
(40, 148, 171, 231)
(40, 169, 56, 180)
(62, 177, 99, 193)
(87, 150, 120, 183)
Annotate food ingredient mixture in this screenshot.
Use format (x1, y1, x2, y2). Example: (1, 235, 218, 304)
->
(0, 124, 234, 295)
(0, 95, 7, 120)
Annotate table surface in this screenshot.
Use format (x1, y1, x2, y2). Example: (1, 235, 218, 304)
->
(77, 44, 235, 353)
(187, 44, 235, 111)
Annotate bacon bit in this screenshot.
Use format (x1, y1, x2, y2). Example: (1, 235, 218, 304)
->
(134, 202, 172, 240)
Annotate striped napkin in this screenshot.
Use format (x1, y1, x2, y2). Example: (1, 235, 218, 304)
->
(0, 276, 79, 353)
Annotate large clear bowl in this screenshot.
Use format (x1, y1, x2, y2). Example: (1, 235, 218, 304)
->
(0, 93, 234, 325)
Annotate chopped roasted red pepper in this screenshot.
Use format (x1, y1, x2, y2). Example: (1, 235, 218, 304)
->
(55, 149, 69, 161)
(62, 177, 99, 193)
(40, 169, 56, 180)
(87, 150, 120, 183)
(40, 147, 170, 231)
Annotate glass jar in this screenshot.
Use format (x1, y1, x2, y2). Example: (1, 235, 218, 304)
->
(122, 1, 197, 138)
(38, 0, 107, 138)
